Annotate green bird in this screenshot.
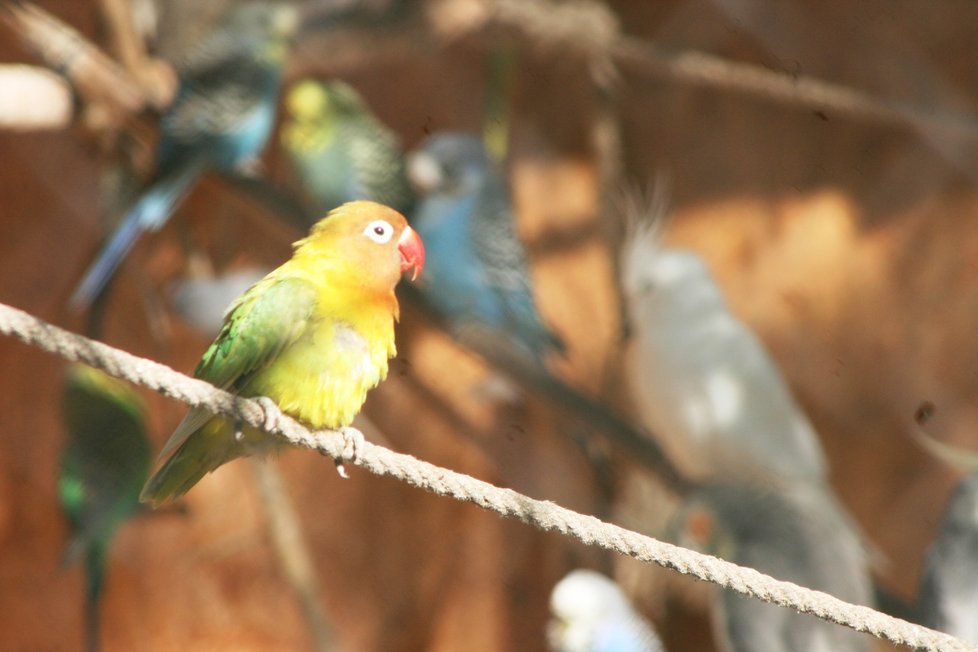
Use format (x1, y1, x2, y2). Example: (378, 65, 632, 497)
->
(139, 201, 425, 506)
(281, 79, 415, 219)
(59, 364, 152, 652)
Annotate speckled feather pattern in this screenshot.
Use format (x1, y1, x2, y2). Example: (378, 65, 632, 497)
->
(282, 80, 415, 216)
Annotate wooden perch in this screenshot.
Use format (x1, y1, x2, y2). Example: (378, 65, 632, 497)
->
(98, 0, 175, 109)
(0, 1, 173, 131)
(0, 64, 72, 130)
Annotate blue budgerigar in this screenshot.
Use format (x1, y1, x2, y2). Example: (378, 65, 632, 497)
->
(69, 2, 298, 310)
(281, 79, 415, 219)
(58, 364, 151, 652)
(408, 132, 564, 366)
(549, 569, 666, 652)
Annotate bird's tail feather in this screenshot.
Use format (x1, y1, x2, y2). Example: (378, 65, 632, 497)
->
(69, 158, 207, 310)
(139, 418, 240, 507)
(83, 544, 106, 652)
(83, 543, 107, 607)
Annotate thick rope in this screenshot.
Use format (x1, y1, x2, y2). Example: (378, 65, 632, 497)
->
(0, 300, 971, 652)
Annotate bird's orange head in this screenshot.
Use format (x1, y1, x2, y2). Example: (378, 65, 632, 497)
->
(295, 201, 425, 292)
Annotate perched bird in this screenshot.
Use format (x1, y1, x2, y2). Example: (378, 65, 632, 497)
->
(549, 569, 666, 652)
(69, 2, 298, 310)
(672, 481, 872, 652)
(59, 364, 152, 652)
(619, 199, 875, 649)
(619, 206, 825, 482)
(170, 265, 271, 336)
(408, 132, 564, 367)
(917, 471, 978, 643)
(140, 201, 424, 505)
(281, 79, 415, 218)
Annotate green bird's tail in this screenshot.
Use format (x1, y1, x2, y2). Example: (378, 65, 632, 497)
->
(83, 544, 106, 652)
(140, 418, 242, 507)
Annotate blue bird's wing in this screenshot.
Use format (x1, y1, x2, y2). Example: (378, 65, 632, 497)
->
(470, 176, 564, 360)
(69, 155, 208, 310)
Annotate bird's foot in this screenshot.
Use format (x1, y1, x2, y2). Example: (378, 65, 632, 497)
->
(253, 396, 282, 431)
(332, 426, 365, 479)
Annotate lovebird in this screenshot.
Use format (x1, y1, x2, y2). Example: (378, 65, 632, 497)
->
(672, 482, 872, 652)
(408, 132, 564, 366)
(69, 2, 299, 310)
(619, 207, 826, 483)
(917, 471, 978, 644)
(140, 201, 425, 505)
(281, 79, 415, 218)
(58, 364, 152, 652)
(549, 569, 666, 652)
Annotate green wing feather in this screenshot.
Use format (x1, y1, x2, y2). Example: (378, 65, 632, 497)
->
(156, 276, 318, 460)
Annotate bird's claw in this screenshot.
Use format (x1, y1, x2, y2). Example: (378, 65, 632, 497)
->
(253, 396, 282, 433)
(333, 426, 365, 479)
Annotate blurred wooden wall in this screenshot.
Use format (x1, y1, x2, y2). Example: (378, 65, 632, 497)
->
(3, 0, 978, 650)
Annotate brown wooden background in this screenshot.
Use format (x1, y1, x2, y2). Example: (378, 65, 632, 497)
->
(3, 1, 978, 650)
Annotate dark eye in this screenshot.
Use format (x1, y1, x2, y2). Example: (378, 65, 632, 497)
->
(363, 220, 394, 244)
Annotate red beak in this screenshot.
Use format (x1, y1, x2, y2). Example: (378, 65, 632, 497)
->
(397, 225, 425, 281)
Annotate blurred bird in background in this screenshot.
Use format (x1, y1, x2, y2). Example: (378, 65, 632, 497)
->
(672, 481, 872, 652)
(170, 265, 271, 336)
(140, 201, 425, 506)
(69, 2, 298, 311)
(549, 569, 666, 652)
(405, 142, 685, 489)
(58, 364, 152, 652)
(281, 79, 415, 219)
(616, 190, 876, 650)
(916, 471, 978, 644)
(408, 132, 564, 369)
(618, 190, 825, 482)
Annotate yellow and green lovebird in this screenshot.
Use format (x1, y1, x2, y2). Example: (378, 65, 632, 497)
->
(140, 200, 425, 506)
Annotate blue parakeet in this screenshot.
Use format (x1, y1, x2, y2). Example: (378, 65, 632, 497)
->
(281, 79, 415, 219)
(69, 2, 298, 310)
(917, 471, 978, 644)
(408, 132, 564, 366)
(549, 569, 666, 652)
(672, 482, 872, 652)
(58, 364, 152, 652)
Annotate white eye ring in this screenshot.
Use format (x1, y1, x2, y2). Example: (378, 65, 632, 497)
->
(363, 219, 394, 244)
